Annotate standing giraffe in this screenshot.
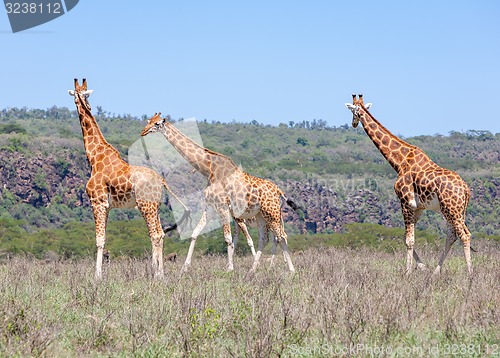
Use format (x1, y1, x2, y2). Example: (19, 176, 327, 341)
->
(141, 113, 297, 273)
(345, 94, 472, 275)
(68, 79, 189, 279)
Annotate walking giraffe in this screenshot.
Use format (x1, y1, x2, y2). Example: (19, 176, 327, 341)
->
(68, 79, 190, 279)
(141, 113, 297, 273)
(345, 94, 472, 275)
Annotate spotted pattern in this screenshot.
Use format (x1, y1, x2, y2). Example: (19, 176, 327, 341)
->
(141, 113, 295, 272)
(347, 94, 472, 275)
(70, 79, 188, 279)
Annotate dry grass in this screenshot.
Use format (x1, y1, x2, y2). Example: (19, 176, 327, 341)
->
(0, 244, 499, 357)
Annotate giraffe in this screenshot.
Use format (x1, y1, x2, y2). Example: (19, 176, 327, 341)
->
(345, 94, 472, 275)
(68, 79, 190, 279)
(141, 113, 297, 273)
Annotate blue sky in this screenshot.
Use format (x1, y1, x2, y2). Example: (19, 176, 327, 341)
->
(1, 1, 499, 136)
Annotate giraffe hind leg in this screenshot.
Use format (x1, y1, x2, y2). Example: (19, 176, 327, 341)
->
(249, 214, 269, 273)
(139, 202, 165, 279)
(433, 232, 457, 275)
(280, 238, 295, 273)
(267, 219, 295, 273)
(434, 220, 472, 275)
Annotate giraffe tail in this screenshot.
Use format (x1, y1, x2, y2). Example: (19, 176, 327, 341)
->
(161, 179, 192, 232)
(285, 197, 300, 211)
(279, 189, 301, 212)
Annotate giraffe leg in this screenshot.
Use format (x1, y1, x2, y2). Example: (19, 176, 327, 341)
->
(268, 220, 295, 272)
(461, 226, 473, 276)
(434, 220, 472, 275)
(433, 230, 457, 275)
(242, 223, 257, 257)
(270, 233, 277, 266)
(395, 177, 425, 274)
(223, 222, 235, 271)
(412, 211, 426, 271)
(233, 219, 241, 251)
(235, 219, 256, 256)
(280, 238, 295, 273)
(249, 214, 269, 273)
(404, 221, 415, 276)
(138, 202, 165, 279)
(398, 200, 422, 275)
(152, 235, 165, 279)
(155, 213, 165, 278)
(91, 203, 109, 280)
(209, 206, 235, 271)
(182, 210, 207, 273)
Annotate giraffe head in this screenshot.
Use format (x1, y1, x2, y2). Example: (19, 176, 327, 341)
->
(68, 78, 94, 111)
(141, 112, 171, 136)
(345, 94, 372, 128)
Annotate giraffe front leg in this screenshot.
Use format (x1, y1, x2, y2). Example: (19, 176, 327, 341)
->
(234, 219, 256, 256)
(411, 211, 426, 271)
(92, 203, 109, 280)
(241, 221, 257, 256)
(403, 220, 415, 276)
(182, 210, 207, 273)
(223, 222, 235, 271)
(216, 208, 235, 271)
(396, 177, 422, 274)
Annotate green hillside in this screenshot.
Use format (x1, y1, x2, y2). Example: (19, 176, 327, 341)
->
(0, 106, 499, 258)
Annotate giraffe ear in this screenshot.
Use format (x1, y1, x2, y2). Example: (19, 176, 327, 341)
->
(365, 103, 373, 109)
(68, 90, 75, 96)
(82, 90, 94, 97)
(345, 103, 356, 111)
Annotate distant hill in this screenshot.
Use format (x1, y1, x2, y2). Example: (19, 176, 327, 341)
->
(0, 106, 499, 256)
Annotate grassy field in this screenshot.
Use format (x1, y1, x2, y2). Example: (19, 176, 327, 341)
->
(0, 245, 499, 357)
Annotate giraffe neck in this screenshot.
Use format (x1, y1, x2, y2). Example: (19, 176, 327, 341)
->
(75, 99, 122, 168)
(358, 108, 431, 175)
(159, 122, 239, 182)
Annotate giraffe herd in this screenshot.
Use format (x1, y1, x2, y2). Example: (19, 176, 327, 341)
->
(68, 79, 474, 279)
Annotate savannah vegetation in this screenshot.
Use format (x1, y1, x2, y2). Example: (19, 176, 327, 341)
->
(1, 246, 499, 357)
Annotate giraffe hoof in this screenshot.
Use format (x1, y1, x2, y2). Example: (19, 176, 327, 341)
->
(433, 267, 441, 276)
(226, 266, 234, 272)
